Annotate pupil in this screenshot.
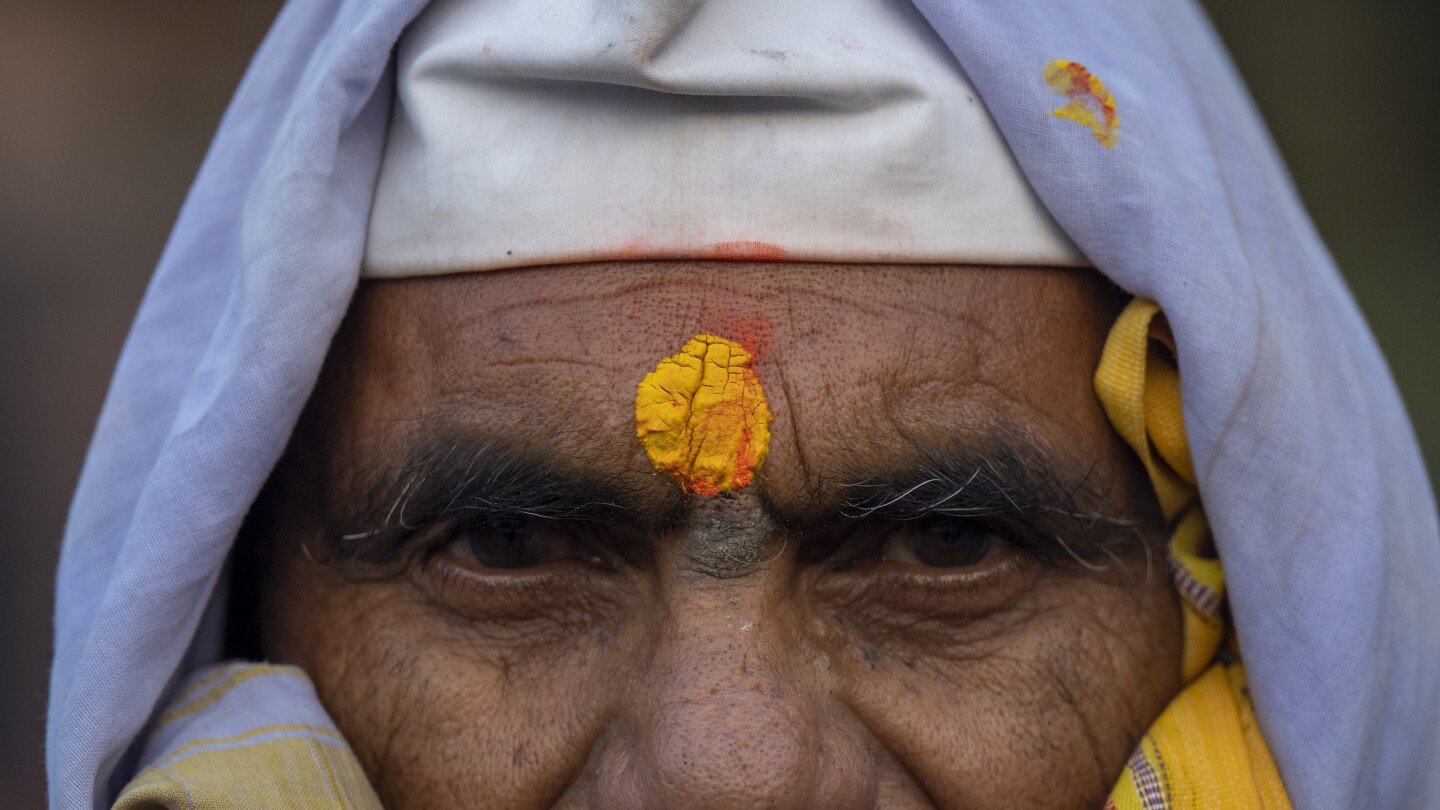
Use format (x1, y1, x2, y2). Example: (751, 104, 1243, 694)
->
(912, 520, 995, 568)
(467, 520, 539, 569)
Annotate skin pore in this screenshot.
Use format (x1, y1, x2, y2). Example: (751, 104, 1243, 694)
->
(252, 263, 1181, 809)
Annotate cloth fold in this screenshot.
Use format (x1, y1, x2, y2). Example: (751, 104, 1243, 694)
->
(112, 664, 380, 809)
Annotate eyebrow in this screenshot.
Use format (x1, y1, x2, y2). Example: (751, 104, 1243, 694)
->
(321, 431, 1147, 572)
(321, 437, 677, 566)
(819, 435, 1146, 570)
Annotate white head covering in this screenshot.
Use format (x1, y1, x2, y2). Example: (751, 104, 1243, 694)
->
(365, 0, 1083, 274)
(49, 0, 1439, 808)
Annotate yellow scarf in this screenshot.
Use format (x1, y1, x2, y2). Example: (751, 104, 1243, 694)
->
(1097, 299, 1291, 810)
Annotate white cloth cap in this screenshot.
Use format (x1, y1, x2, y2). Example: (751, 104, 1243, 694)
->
(363, 0, 1086, 275)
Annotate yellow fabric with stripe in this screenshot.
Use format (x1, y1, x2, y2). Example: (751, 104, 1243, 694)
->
(115, 734, 378, 810)
(1098, 299, 1291, 810)
(113, 664, 381, 809)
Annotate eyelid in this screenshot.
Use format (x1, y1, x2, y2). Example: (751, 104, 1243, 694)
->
(820, 515, 999, 567)
(411, 518, 635, 630)
(414, 550, 630, 630)
(883, 517, 1004, 567)
(808, 548, 1033, 628)
(830, 511, 1080, 573)
(442, 513, 637, 573)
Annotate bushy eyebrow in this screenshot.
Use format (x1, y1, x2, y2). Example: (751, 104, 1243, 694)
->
(320, 431, 1148, 572)
(815, 435, 1148, 570)
(320, 437, 675, 566)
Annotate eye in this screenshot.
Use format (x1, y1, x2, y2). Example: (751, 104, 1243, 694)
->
(414, 517, 629, 626)
(883, 518, 1007, 568)
(441, 517, 584, 571)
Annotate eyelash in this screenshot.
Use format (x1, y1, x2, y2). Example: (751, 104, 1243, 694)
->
(371, 506, 1118, 590)
(432, 514, 630, 570)
(396, 512, 1063, 636)
(417, 550, 625, 625)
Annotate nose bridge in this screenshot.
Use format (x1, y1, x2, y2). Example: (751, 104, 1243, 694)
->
(677, 491, 782, 579)
(665, 611, 801, 795)
(595, 577, 875, 810)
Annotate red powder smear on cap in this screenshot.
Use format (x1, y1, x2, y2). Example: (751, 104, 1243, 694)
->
(705, 241, 788, 261)
(614, 237, 653, 258)
(539, 239, 788, 269)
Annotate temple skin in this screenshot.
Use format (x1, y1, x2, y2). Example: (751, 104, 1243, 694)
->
(253, 262, 1181, 809)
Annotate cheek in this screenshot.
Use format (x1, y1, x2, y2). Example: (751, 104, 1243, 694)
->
(263, 564, 635, 810)
(826, 568, 1181, 808)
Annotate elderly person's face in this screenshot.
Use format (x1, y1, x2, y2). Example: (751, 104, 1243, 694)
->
(255, 263, 1180, 809)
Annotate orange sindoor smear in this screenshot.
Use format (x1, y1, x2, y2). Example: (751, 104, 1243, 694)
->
(635, 335, 772, 495)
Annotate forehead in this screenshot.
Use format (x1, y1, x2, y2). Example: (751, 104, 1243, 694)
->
(326, 262, 1128, 499)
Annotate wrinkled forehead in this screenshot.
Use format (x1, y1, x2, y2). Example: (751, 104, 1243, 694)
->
(325, 263, 1129, 507)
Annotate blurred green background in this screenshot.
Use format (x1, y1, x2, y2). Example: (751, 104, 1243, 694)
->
(1, 0, 1434, 803)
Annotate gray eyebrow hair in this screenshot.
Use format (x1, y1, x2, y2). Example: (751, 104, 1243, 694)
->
(827, 435, 1150, 572)
(318, 436, 664, 567)
(315, 431, 1152, 575)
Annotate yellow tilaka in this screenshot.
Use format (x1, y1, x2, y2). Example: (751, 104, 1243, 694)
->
(636, 334, 772, 496)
